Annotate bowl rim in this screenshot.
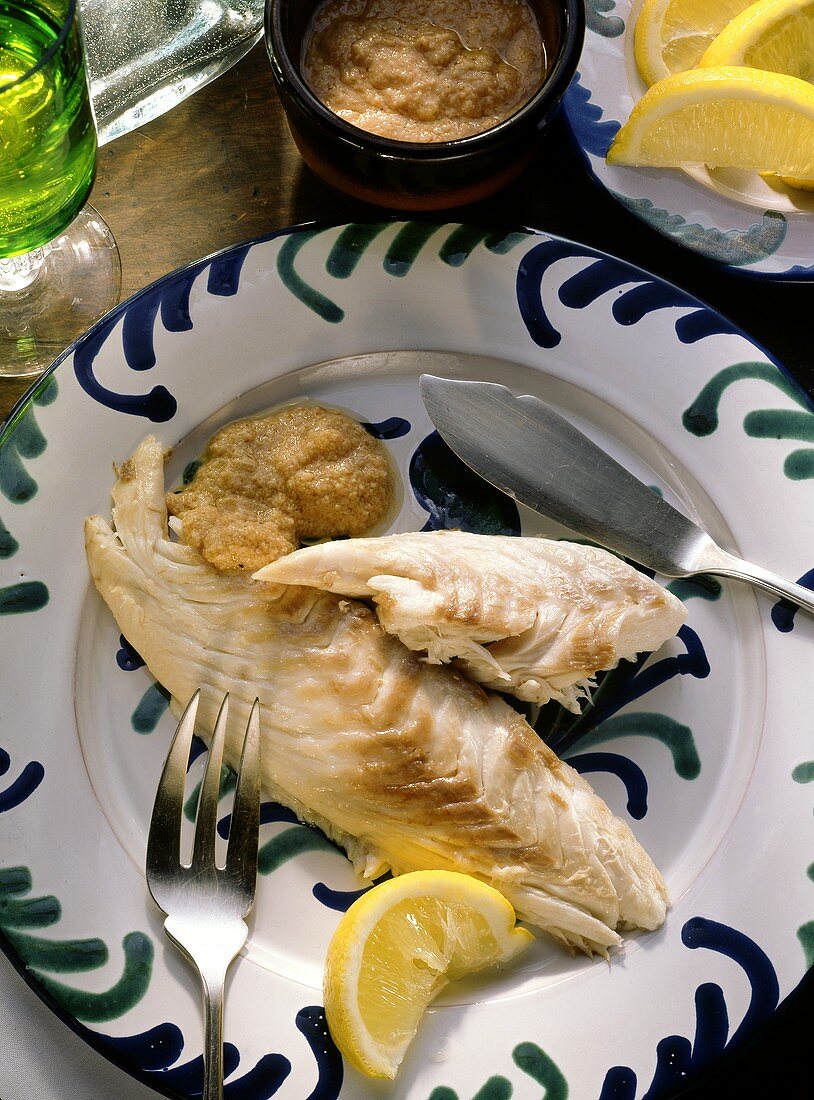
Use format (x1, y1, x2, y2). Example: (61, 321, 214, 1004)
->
(264, 0, 586, 160)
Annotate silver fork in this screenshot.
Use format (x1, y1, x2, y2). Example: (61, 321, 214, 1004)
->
(146, 691, 261, 1100)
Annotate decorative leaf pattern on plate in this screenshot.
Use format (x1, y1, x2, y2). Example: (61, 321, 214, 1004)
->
(0, 377, 56, 599)
(771, 567, 814, 632)
(68, 223, 529, 417)
(116, 634, 145, 671)
(585, 0, 625, 38)
(516, 238, 739, 350)
(72, 240, 256, 421)
(219, 799, 348, 901)
(0, 746, 44, 813)
(683, 361, 814, 480)
(791, 761, 814, 784)
(790, 762, 814, 961)
(0, 514, 17, 560)
(539, 624, 708, 786)
(277, 223, 527, 321)
(571, 712, 701, 780)
(667, 577, 722, 602)
(98, 1021, 293, 1099)
(0, 867, 153, 1023)
(566, 752, 649, 819)
(429, 1042, 568, 1100)
(600, 918, 779, 1099)
(409, 431, 521, 534)
(277, 230, 346, 324)
(0, 863, 336, 1098)
(562, 73, 620, 157)
(312, 872, 392, 913)
(614, 198, 788, 267)
(0, 580, 48, 615)
(131, 682, 172, 733)
(362, 416, 411, 440)
(96, 1005, 342, 1100)
(0, 405, 45, 503)
(798, 923, 814, 967)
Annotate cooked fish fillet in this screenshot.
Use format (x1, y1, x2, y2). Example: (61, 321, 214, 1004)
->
(85, 437, 669, 954)
(255, 531, 686, 712)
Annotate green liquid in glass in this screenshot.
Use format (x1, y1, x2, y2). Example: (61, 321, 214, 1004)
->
(0, 0, 96, 257)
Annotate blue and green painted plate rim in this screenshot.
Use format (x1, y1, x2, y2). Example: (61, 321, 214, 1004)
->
(0, 218, 811, 1099)
(2, 217, 812, 447)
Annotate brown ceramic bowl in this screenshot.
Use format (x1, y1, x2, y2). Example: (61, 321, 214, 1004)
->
(265, 0, 585, 210)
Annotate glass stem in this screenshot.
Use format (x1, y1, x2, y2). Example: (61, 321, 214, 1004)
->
(0, 248, 46, 293)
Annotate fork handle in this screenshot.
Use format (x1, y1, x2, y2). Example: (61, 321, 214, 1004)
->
(201, 968, 227, 1100)
(695, 545, 814, 618)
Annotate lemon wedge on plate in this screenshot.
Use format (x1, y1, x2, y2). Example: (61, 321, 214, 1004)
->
(700, 0, 814, 73)
(323, 870, 533, 1079)
(634, 0, 758, 85)
(698, 0, 814, 187)
(607, 66, 814, 172)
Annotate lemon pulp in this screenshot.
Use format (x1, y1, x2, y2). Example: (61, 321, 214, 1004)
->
(634, 0, 757, 85)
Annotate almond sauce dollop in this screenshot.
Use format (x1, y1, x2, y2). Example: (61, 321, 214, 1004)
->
(168, 404, 393, 572)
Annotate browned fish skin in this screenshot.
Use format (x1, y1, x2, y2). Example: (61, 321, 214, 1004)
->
(85, 436, 669, 955)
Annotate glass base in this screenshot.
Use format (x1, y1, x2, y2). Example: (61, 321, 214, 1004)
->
(0, 205, 121, 379)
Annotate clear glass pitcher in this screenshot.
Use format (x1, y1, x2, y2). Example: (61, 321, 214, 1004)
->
(81, 0, 263, 143)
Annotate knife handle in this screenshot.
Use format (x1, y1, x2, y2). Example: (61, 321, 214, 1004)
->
(697, 546, 814, 619)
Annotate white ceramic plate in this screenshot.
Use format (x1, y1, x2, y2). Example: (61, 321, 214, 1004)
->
(564, 0, 814, 278)
(1, 221, 813, 1099)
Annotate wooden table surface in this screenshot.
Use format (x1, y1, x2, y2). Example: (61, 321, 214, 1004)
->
(1, 39, 811, 1100)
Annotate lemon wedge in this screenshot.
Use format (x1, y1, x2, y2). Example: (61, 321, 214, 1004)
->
(700, 0, 814, 75)
(607, 66, 814, 172)
(778, 173, 814, 187)
(634, 0, 758, 85)
(699, 0, 814, 188)
(323, 870, 533, 1079)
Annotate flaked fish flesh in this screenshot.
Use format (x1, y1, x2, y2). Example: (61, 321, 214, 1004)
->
(256, 530, 686, 712)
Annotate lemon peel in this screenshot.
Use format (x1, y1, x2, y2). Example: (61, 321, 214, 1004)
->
(323, 870, 533, 1079)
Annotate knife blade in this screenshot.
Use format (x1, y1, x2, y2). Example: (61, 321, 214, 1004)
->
(419, 374, 814, 616)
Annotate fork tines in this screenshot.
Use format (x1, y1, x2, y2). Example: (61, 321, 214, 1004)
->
(146, 691, 261, 920)
(145, 691, 262, 1100)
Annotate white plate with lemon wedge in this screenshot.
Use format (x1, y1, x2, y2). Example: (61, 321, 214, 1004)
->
(565, 0, 814, 276)
(1, 220, 813, 1099)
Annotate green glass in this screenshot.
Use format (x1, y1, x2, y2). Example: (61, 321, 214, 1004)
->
(0, 0, 96, 257)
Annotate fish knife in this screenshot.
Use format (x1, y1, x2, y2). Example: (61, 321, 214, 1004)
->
(419, 374, 814, 617)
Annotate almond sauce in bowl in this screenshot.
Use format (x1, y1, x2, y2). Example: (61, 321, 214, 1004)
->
(301, 0, 546, 144)
(265, 0, 584, 208)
